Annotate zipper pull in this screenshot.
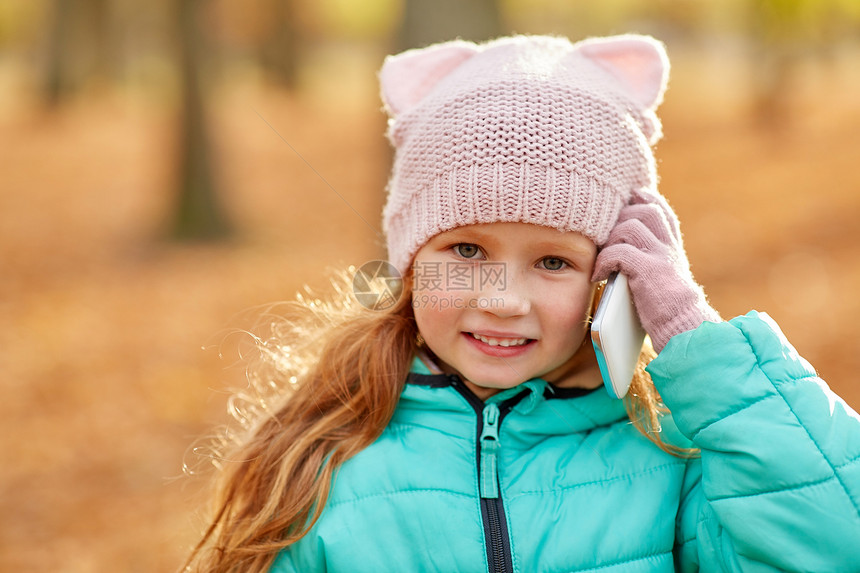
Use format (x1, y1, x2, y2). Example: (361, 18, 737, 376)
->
(479, 403, 501, 499)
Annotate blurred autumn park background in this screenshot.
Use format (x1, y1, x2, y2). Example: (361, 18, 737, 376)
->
(1, 0, 859, 570)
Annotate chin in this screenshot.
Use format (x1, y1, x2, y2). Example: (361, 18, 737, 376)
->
(463, 371, 528, 391)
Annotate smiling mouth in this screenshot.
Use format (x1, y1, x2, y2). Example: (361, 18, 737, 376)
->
(469, 333, 531, 347)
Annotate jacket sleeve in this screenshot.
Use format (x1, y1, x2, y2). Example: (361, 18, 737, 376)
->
(268, 536, 326, 573)
(647, 311, 860, 572)
(268, 551, 298, 573)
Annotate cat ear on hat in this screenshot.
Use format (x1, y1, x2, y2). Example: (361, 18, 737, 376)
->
(379, 40, 479, 117)
(578, 35, 670, 111)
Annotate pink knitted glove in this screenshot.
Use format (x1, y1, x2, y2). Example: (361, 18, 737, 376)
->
(593, 188, 721, 352)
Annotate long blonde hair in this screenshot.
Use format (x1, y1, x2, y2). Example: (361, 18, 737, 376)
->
(182, 271, 689, 572)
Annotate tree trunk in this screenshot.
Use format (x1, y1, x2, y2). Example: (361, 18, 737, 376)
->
(171, 0, 232, 240)
(43, 0, 76, 107)
(259, 0, 301, 89)
(396, 0, 503, 51)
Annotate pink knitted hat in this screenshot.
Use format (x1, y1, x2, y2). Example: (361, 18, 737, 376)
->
(380, 34, 670, 274)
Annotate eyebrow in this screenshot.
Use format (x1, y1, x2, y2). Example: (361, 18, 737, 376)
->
(443, 229, 594, 257)
(443, 228, 494, 242)
(530, 240, 595, 257)
(532, 241, 596, 258)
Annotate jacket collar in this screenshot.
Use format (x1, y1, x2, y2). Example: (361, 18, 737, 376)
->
(397, 356, 629, 440)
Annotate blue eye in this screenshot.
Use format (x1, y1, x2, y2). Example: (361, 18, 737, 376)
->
(540, 257, 566, 271)
(455, 244, 482, 259)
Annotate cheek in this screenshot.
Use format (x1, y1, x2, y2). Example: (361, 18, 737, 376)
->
(411, 289, 462, 340)
(411, 269, 475, 319)
(543, 285, 595, 341)
(557, 306, 590, 342)
(411, 294, 436, 334)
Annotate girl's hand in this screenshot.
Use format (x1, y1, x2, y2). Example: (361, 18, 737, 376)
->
(592, 188, 721, 352)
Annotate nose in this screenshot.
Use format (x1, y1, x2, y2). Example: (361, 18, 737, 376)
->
(478, 267, 530, 318)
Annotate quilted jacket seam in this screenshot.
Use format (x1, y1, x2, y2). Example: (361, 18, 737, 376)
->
(741, 328, 860, 517)
(687, 387, 787, 444)
(707, 472, 836, 503)
(328, 487, 475, 509)
(384, 421, 471, 442)
(509, 461, 685, 500)
(565, 548, 671, 572)
(836, 454, 860, 471)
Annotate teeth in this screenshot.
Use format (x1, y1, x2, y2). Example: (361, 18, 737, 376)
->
(471, 333, 528, 347)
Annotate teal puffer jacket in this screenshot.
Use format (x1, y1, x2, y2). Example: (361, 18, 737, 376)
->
(271, 312, 860, 572)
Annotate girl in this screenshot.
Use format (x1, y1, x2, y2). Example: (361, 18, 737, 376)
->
(184, 35, 860, 572)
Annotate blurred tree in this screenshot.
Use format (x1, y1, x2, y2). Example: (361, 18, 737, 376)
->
(85, 0, 115, 81)
(749, 0, 844, 124)
(42, 0, 116, 107)
(750, 0, 804, 123)
(396, 0, 504, 51)
(171, 0, 232, 240)
(43, 0, 77, 106)
(258, 0, 302, 88)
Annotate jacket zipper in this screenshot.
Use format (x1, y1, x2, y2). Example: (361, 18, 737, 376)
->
(480, 403, 501, 498)
(450, 375, 517, 573)
(480, 402, 512, 572)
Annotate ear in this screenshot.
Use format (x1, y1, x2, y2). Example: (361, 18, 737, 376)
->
(578, 35, 669, 110)
(380, 41, 479, 116)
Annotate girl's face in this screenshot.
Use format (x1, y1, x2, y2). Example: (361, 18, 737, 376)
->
(411, 222, 600, 399)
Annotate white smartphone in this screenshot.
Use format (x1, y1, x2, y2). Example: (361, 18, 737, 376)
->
(590, 273, 646, 399)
